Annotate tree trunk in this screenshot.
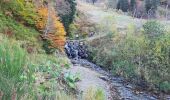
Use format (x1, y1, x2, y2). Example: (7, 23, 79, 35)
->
(11, 89, 17, 100)
(0, 91, 3, 100)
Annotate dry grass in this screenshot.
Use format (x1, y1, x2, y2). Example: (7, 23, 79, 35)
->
(83, 87, 106, 100)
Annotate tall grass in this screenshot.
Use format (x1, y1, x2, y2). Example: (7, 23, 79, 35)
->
(0, 36, 27, 99)
(0, 36, 71, 99)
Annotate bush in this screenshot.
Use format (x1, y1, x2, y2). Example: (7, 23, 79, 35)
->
(20, 53, 71, 99)
(0, 12, 39, 43)
(88, 23, 170, 93)
(68, 23, 78, 39)
(143, 20, 165, 37)
(0, 0, 37, 26)
(42, 40, 56, 54)
(111, 29, 170, 92)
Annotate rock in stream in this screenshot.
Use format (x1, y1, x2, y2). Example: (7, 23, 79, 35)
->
(65, 40, 170, 100)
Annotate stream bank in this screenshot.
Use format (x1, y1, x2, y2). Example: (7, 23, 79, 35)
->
(71, 59, 170, 100)
(65, 40, 170, 100)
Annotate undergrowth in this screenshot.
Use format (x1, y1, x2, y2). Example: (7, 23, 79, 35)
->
(0, 12, 39, 43)
(88, 20, 170, 93)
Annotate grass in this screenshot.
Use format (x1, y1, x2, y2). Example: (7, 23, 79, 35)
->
(83, 87, 106, 100)
(0, 1, 107, 99)
(0, 34, 106, 100)
(0, 12, 39, 43)
(88, 20, 170, 93)
(56, 91, 76, 100)
(0, 35, 27, 99)
(0, 34, 72, 99)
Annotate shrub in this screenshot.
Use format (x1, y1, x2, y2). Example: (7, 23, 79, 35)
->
(110, 29, 170, 92)
(143, 20, 165, 38)
(0, 12, 39, 43)
(88, 23, 170, 93)
(24, 53, 71, 99)
(64, 72, 81, 89)
(0, 0, 37, 26)
(68, 23, 78, 39)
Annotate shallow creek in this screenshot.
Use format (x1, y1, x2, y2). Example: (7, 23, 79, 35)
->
(71, 59, 170, 100)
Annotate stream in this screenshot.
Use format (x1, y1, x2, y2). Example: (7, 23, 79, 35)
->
(65, 40, 170, 100)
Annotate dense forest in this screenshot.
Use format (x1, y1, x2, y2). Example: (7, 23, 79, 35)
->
(0, 0, 170, 100)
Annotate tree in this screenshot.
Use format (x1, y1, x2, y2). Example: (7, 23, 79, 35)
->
(56, 0, 71, 16)
(92, 0, 97, 5)
(117, 0, 129, 12)
(130, 0, 136, 11)
(56, 0, 76, 34)
(36, 4, 66, 52)
(145, 0, 160, 16)
(47, 8, 66, 51)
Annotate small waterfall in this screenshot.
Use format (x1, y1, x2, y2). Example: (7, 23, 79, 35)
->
(64, 40, 88, 60)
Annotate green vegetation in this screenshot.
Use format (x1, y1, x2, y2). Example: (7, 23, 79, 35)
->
(29, 54, 71, 100)
(0, 12, 39, 43)
(0, 0, 78, 99)
(0, 0, 107, 99)
(56, 0, 77, 33)
(1, 0, 170, 99)
(88, 20, 170, 93)
(0, 36, 27, 99)
(143, 20, 166, 37)
(0, 0, 37, 26)
(64, 72, 81, 89)
(0, 35, 72, 99)
(83, 87, 106, 100)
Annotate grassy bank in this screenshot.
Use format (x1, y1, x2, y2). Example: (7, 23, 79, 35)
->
(88, 20, 170, 93)
(0, 12, 39, 43)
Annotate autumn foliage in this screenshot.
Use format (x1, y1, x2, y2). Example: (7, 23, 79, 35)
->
(36, 6, 66, 51)
(36, 7, 48, 30)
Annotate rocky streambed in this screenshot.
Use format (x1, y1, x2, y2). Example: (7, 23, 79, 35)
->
(72, 59, 170, 100)
(65, 40, 170, 100)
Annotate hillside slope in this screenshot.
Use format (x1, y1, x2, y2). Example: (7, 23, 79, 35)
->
(76, 1, 170, 98)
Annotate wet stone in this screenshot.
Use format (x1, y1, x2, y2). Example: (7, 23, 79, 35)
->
(65, 40, 169, 100)
(99, 76, 109, 81)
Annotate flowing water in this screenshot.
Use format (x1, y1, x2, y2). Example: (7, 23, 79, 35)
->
(65, 41, 170, 100)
